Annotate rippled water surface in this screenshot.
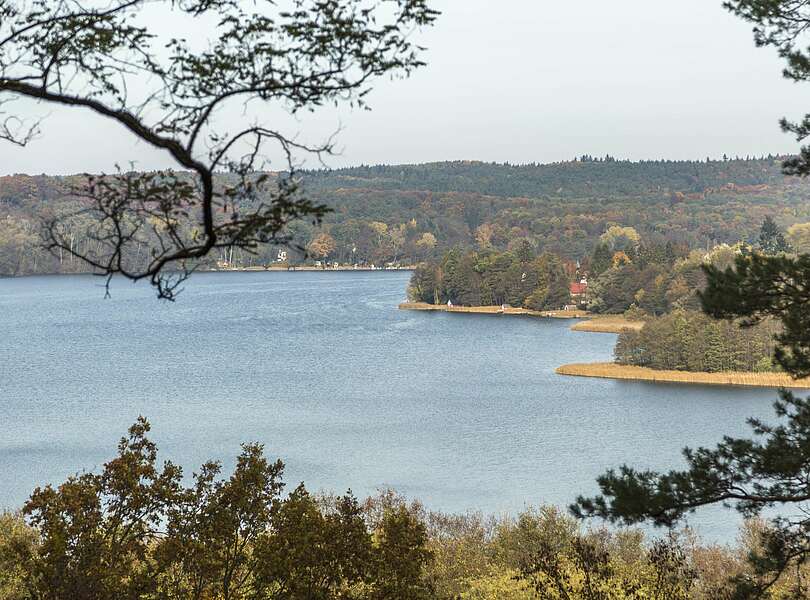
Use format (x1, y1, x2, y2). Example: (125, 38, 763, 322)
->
(1, 271, 780, 541)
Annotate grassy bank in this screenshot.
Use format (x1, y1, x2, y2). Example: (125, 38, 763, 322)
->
(398, 302, 589, 319)
(556, 362, 810, 389)
(570, 315, 645, 333)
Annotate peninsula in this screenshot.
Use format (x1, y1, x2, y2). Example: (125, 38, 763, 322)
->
(556, 362, 810, 389)
(398, 302, 588, 319)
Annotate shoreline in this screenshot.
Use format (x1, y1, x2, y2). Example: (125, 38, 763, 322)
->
(556, 362, 810, 389)
(1, 266, 415, 280)
(398, 303, 647, 327)
(398, 302, 590, 319)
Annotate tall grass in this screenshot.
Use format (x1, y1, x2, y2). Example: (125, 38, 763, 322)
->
(556, 362, 810, 389)
(570, 316, 645, 333)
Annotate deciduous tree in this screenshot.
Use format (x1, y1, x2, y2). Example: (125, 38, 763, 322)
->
(787, 222, 810, 254)
(307, 233, 337, 262)
(7, 419, 436, 599)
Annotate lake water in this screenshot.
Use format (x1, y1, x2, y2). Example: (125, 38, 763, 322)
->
(0, 271, 782, 542)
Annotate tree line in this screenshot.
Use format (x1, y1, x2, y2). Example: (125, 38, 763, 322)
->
(407, 243, 571, 310)
(2, 418, 806, 600)
(301, 155, 795, 198)
(614, 310, 781, 373)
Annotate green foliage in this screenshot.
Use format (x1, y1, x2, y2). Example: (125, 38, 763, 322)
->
(587, 266, 643, 314)
(458, 570, 534, 600)
(426, 505, 707, 600)
(304, 157, 794, 199)
(409, 248, 572, 309)
(586, 242, 700, 315)
(579, 241, 810, 595)
(786, 222, 810, 254)
(370, 506, 433, 599)
(725, 1, 810, 177)
(572, 2, 810, 577)
(24, 417, 186, 600)
(2, 419, 435, 600)
(520, 534, 697, 600)
(1, 430, 806, 600)
(589, 243, 613, 278)
(702, 251, 810, 378)
(253, 485, 373, 598)
(577, 195, 810, 597)
(573, 390, 810, 597)
(408, 263, 440, 304)
(0, 513, 36, 600)
(758, 217, 790, 255)
(515, 239, 536, 264)
(614, 309, 779, 373)
(600, 226, 641, 254)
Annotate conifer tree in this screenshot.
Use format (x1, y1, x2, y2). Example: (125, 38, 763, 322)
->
(758, 216, 790, 255)
(590, 243, 613, 277)
(574, 4, 810, 595)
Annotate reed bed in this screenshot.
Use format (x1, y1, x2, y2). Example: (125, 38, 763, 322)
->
(570, 316, 645, 333)
(556, 362, 810, 389)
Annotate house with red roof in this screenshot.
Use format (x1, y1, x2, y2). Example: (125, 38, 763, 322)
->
(569, 279, 588, 307)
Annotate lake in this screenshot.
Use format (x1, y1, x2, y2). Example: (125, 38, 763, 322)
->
(0, 271, 780, 542)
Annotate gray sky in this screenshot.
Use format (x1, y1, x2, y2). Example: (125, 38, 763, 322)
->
(1, 0, 807, 175)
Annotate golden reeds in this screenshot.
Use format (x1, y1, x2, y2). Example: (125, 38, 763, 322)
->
(556, 362, 810, 389)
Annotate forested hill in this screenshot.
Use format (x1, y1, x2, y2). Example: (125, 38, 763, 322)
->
(3, 156, 810, 276)
(300, 156, 794, 198)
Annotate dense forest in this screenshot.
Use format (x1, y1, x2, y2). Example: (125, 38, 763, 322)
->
(614, 310, 781, 373)
(407, 243, 571, 309)
(4, 157, 810, 276)
(406, 225, 733, 313)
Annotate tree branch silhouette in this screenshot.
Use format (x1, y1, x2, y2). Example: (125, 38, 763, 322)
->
(0, 0, 437, 298)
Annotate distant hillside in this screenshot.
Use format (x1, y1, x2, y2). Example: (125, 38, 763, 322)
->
(2, 157, 810, 276)
(300, 156, 794, 198)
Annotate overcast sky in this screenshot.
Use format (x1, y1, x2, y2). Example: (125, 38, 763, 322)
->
(2, 0, 807, 175)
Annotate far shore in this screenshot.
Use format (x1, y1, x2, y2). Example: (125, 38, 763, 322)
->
(556, 362, 810, 389)
(208, 265, 416, 272)
(398, 302, 590, 319)
(1, 265, 416, 280)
